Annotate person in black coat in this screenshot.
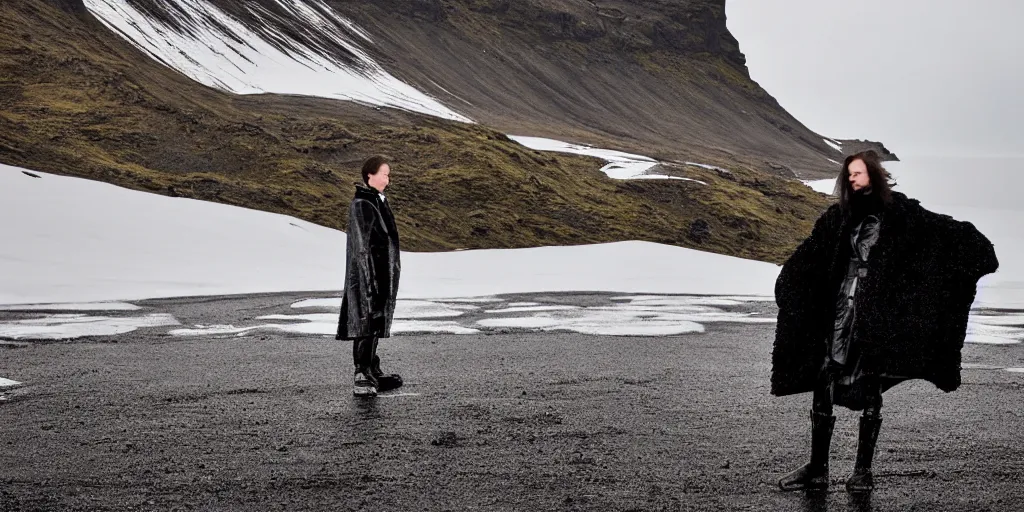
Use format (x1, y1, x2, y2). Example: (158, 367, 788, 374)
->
(773, 151, 998, 493)
(336, 155, 402, 397)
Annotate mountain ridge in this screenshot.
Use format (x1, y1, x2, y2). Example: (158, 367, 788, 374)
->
(0, 0, 888, 263)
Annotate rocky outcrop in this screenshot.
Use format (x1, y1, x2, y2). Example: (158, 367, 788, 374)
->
(324, 0, 870, 176)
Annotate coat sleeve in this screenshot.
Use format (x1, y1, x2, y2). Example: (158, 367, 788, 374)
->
(775, 208, 836, 314)
(348, 199, 383, 321)
(950, 219, 999, 282)
(925, 214, 999, 391)
(771, 208, 838, 396)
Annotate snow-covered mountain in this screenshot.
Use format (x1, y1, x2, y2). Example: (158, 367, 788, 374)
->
(68, 0, 895, 174)
(82, 0, 471, 122)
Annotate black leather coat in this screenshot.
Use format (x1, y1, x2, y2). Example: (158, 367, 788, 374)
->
(772, 192, 998, 396)
(829, 213, 883, 367)
(336, 185, 401, 340)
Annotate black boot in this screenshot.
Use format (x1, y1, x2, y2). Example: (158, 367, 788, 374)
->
(353, 337, 378, 397)
(370, 337, 403, 392)
(779, 411, 835, 491)
(846, 416, 882, 493)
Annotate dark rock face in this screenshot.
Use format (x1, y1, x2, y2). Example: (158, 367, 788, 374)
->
(836, 139, 900, 162)
(42, 0, 87, 13)
(688, 218, 712, 244)
(54, 0, 888, 177)
(448, 1, 744, 61)
(321, 0, 876, 176)
(388, 0, 449, 22)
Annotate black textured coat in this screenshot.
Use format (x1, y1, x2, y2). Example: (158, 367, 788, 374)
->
(336, 185, 401, 340)
(772, 192, 998, 396)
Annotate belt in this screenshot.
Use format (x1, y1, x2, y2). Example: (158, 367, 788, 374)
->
(846, 261, 868, 278)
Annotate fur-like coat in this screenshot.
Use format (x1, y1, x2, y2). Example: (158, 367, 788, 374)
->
(772, 192, 998, 396)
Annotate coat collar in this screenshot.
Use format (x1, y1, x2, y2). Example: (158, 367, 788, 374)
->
(354, 184, 382, 202)
(888, 191, 916, 213)
(829, 190, 918, 224)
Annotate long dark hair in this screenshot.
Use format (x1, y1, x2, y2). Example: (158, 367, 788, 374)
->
(361, 155, 389, 186)
(835, 150, 893, 216)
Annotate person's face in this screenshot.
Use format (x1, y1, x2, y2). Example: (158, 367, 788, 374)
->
(368, 163, 390, 193)
(848, 159, 871, 192)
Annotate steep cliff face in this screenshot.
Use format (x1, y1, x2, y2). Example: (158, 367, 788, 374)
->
(319, 0, 855, 176)
(72, 0, 882, 175)
(1, 0, 865, 262)
(329, 0, 897, 173)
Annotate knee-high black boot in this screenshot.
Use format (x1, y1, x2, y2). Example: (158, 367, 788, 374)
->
(370, 337, 403, 392)
(779, 410, 836, 491)
(846, 415, 882, 493)
(353, 337, 378, 397)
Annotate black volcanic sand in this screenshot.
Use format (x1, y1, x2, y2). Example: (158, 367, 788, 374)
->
(1, 292, 1022, 511)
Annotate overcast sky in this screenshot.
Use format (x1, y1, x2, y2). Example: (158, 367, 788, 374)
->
(726, 1, 1023, 157)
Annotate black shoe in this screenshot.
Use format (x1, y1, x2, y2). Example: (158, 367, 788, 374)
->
(846, 416, 882, 493)
(353, 367, 378, 397)
(779, 411, 835, 491)
(370, 339, 403, 392)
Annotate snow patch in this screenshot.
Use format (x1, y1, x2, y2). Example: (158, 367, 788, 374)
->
(394, 300, 478, 318)
(823, 138, 843, 153)
(477, 317, 563, 329)
(0, 165, 345, 305)
(484, 305, 580, 314)
(478, 312, 705, 336)
(171, 294, 772, 338)
(291, 298, 340, 309)
(802, 178, 836, 195)
(684, 162, 729, 173)
(0, 302, 140, 311)
(291, 299, 476, 317)
(0, 378, 22, 389)
(627, 174, 708, 185)
(508, 135, 656, 179)
(168, 324, 255, 337)
(969, 314, 1024, 326)
(474, 295, 772, 336)
(508, 135, 698, 181)
(391, 321, 480, 335)
(170, 316, 480, 337)
(82, 0, 469, 122)
(715, 295, 776, 302)
(568, 321, 704, 337)
(594, 307, 774, 324)
(611, 296, 748, 307)
(399, 242, 782, 299)
(0, 314, 178, 340)
(1006, 368, 1024, 373)
(965, 318, 1024, 345)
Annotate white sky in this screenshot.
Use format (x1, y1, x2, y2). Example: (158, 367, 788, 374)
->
(727, 1, 1024, 157)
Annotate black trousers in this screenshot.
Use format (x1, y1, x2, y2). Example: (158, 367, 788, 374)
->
(812, 371, 882, 419)
(352, 336, 377, 370)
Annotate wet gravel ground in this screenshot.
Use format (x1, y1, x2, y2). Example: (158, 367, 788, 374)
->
(1, 292, 1022, 511)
